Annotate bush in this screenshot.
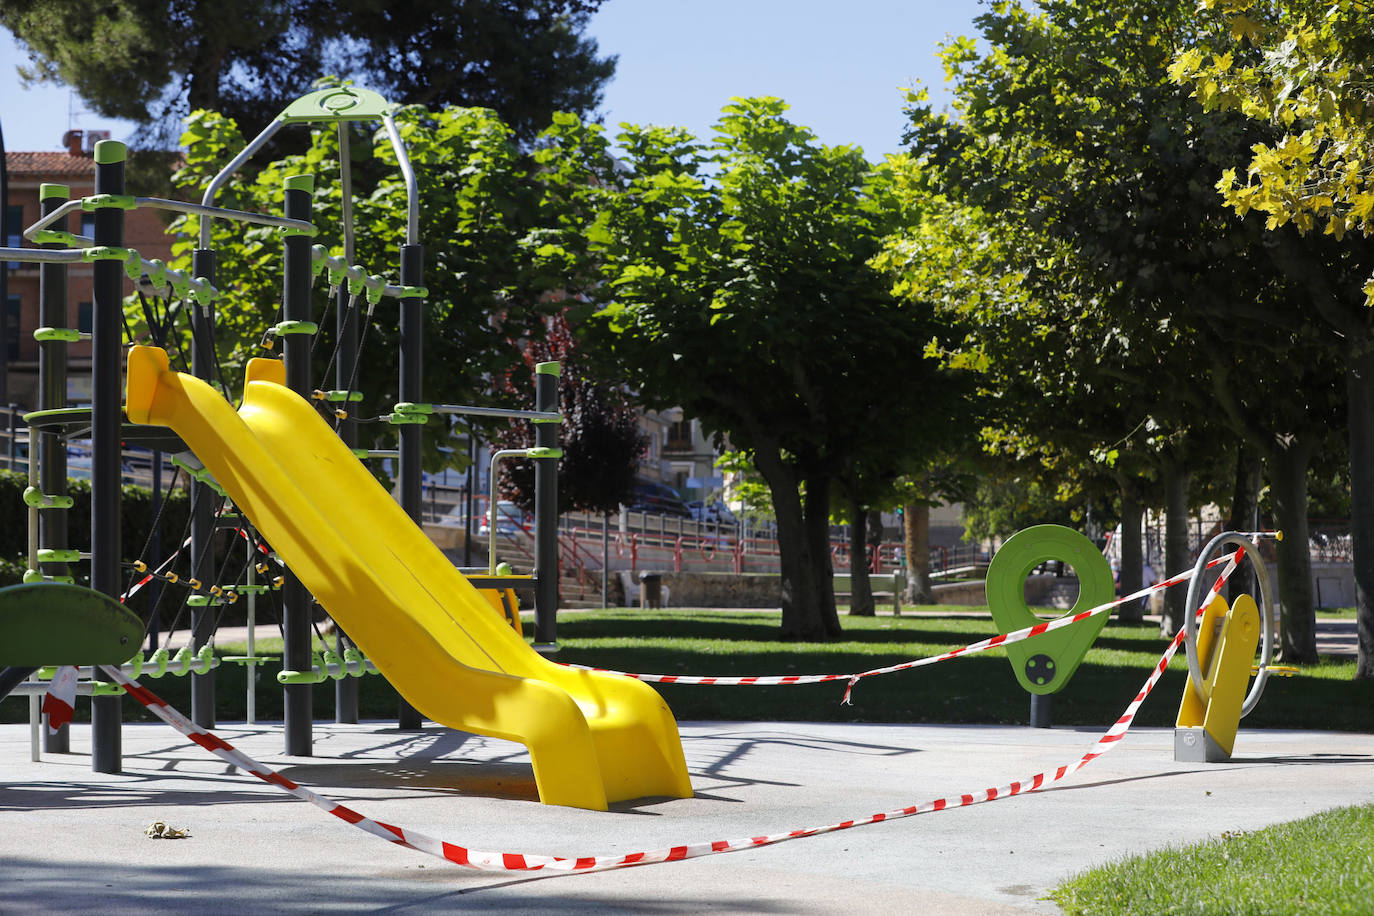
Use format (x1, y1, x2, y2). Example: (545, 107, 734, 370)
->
(0, 468, 193, 584)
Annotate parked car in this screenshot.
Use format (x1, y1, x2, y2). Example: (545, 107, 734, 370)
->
(686, 499, 738, 526)
(628, 480, 693, 518)
(478, 500, 528, 538)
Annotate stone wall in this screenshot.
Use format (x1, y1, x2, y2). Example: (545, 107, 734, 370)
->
(624, 571, 783, 608)
(626, 571, 1024, 609)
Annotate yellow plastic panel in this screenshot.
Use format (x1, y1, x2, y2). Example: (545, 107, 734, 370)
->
(125, 346, 691, 809)
(1199, 594, 1261, 758)
(1177, 593, 1229, 729)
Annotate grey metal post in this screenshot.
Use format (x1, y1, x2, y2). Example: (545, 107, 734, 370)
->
(190, 244, 218, 728)
(38, 183, 71, 753)
(396, 242, 424, 729)
(90, 140, 125, 773)
(332, 289, 360, 719)
(0, 119, 8, 481)
(148, 450, 162, 651)
(533, 361, 559, 648)
(282, 174, 315, 755)
(464, 432, 475, 568)
(333, 178, 360, 723)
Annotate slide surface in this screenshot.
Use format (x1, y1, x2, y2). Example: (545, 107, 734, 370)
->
(125, 346, 692, 810)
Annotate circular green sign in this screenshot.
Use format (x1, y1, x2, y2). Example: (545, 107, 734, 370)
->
(985, 525, 1114, 695)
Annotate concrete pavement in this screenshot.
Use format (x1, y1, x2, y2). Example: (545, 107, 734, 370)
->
(3, 714, 1372, 914)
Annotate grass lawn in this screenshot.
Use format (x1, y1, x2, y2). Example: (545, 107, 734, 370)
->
(1049, 803, 1374, 915)
(5, 605, 1366, 731)
(549, 608, 1369, 730)
(1321, 607, 1360, 620)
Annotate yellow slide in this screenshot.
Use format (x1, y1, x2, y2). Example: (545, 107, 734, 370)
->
(125, 346, 692, 810)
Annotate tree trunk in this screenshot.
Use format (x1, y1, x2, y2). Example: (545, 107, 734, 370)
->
(753, 447, 836, 640)
(1348, 342, 1374, 678)
(803, 472, 842, 638)
(1225, 443, 1262, 605)
(1159, 462, 1191, 638)
(847, 493, 874, 616)
(1117, 484, 1144, 624)
(904, 501, 935, 605)
(1267, 440, 1319, 663)
(185, 29, 226, 114)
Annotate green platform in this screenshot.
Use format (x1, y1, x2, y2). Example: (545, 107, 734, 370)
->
(0, 583, 142, 666)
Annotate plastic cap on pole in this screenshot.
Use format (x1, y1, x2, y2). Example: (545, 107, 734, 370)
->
(92, 140, 127, 164)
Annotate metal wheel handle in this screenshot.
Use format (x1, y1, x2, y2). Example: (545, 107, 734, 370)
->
(1183, 532, 1273, 719)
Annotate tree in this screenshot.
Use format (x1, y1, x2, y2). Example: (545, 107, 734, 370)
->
(878, 193, 1179, 625)
(901, 0, 1342, 657)
(578, 98, 957, 640)
(496, 316, 649, 517)
(1171, 0, 1374, 278)
(895, 463, 979, 606)
(1174, 0, 1374, 676)
(833, 382, 980, 617)
(1, 0, 614, 144)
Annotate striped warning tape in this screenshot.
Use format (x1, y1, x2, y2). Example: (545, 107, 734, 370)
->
(124, 535, 192, 600)
(570, 550, 1244, 705)
(93, 550, 1240, 873)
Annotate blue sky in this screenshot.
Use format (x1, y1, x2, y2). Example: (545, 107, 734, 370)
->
(0, 0, 987, 157)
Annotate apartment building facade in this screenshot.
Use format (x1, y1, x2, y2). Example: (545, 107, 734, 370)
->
(4, 132, 175, 408)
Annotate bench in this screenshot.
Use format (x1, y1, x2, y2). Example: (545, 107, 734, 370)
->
(834, 570, 907, 615)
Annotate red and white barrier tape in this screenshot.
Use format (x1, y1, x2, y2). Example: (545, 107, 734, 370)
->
(94, 551, 1239, 873)
(123, 535, 193, 600)
(571, 550, 1243, 705)
(125, 524, 276, 602)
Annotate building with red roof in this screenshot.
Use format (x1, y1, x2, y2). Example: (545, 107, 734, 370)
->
(5, 131, 176, 408)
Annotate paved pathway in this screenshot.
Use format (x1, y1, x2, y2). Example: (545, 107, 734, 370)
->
(3, 716, 1371, 914)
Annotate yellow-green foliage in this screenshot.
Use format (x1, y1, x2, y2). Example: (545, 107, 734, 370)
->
(1173, 0, 1374, 300)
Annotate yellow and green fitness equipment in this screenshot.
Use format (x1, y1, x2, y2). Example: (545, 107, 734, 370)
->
(1175, 532, 1275, 762)
(985, 525, 1115, 726)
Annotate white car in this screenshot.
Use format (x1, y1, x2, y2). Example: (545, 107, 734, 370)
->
(687, 499, 738, 525)
(478, 501, 528, 538)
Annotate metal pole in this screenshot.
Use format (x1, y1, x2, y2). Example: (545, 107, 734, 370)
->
(0, 118, 8, 478)
(464, 431, 475, 568)
(533, 362, 559, 649)
(37, 183, 71, 754)
(148, 451, 162, 652)
(190, 245, 218, 727)
(282, 175, 315, 755)
(90, 140, 125, 773)
(246, 536, 256, 725)
(396, 242, 424, 729)
(334, 125, 359, 725)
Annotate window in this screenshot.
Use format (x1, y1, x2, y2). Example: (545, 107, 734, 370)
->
(78, 302, 93, 334)
(80, 213, 96, 239)
(6, 205, 22, 270)
(666, 419, 693, 451)
(5, 295, 20, 361)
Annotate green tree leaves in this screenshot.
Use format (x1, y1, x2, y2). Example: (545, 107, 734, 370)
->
(1, 1, 615, 146)
(1175, 0, 1374, 276)
(581, 99, 964, 639)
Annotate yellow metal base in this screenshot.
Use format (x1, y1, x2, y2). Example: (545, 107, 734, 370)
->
(1175, 593, 1261, 762)
(126, 346, 693, 810)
